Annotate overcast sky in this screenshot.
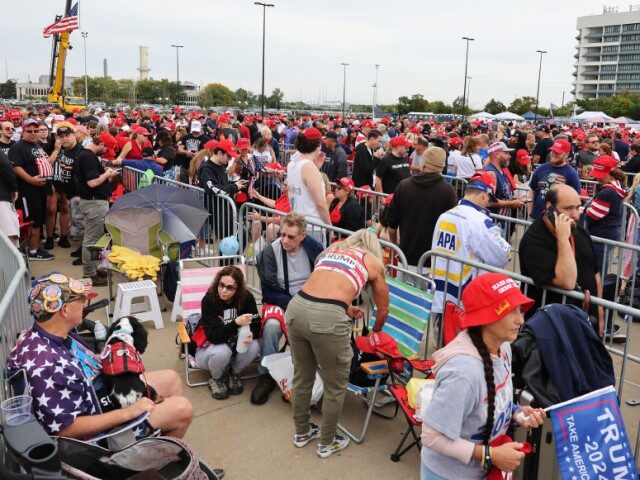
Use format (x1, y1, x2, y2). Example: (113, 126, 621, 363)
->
(4, 1, 627, 108)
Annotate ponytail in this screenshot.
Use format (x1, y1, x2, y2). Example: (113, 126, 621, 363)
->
(467, 327, 496, 443)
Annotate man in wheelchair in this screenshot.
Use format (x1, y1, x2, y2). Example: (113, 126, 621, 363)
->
(7, 273, 194, 440)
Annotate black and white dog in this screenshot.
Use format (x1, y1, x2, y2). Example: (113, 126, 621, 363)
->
(100, 316, 158, 408)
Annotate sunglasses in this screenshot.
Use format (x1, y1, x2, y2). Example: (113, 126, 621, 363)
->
(218, 281, 237, 292)
(23, 130, 38, 134)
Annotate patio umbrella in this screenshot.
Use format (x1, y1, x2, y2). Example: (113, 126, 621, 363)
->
(107, 184, 209, 243)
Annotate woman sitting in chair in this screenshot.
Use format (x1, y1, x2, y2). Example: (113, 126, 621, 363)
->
(420, 273, 545, 480)
(6, 273, 194, 441)
(196, 266, 261, 400)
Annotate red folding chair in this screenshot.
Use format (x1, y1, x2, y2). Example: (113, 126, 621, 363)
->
(387, 300, 464, 462)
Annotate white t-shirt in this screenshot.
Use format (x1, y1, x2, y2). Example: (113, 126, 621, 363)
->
(455, 153, 482, 179)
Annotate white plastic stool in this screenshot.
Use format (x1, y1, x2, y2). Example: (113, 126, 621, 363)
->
(112, 280, 164, 329)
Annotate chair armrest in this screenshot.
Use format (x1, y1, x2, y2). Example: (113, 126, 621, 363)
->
(177, 321, 191, 345)
(87, 234, 112, 261)
(158, 231, 180, 262)
(360, 359, 389, 376)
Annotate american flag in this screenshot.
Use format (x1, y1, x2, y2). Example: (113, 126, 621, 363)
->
(42, 3, 79, 38)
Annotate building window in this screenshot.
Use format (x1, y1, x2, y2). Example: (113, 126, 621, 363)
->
(605, 25, 621, 33)
(604, 36, 620, 42)
(600, 74, 616, 80)
(620, 53, 640, 61)
(621, 44, 640, 51)
(623, 23, 640, 32)
(603, 46, 618, 52)
(602, 55, 618, 61)
(600, 84, 614, 90)
(619, 63, 640, 70)
(601, 65, 617, 72)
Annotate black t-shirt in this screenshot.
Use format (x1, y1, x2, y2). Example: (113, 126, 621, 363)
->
(376, 153, 410, 194)
(8, 139, 52, 196)
(155, 145, 177, 169)
(532, 137, 553, 164)
(183, 134, 210, 154)
(75, 148, 112, 200)
(53, 143, 83, 195)
(519, 217, 599, 317)
(0, 139, 14, 157)
(622, 155, 640, 173)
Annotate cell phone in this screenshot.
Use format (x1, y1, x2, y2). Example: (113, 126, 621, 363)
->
(545, 207, 558, 224)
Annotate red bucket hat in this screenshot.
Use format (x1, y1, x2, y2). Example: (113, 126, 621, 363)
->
(461, 273, 534, 328)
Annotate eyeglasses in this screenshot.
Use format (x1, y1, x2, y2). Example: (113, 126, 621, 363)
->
(38, 129, 48, 133)
(218, 281, 237, 292)
(2, 127, 14, 131)
(23, 130, 38, 134)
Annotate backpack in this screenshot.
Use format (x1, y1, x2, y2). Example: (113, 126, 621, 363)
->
(58, 436, 212, 480)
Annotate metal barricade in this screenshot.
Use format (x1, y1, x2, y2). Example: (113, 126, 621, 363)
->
(121, 166, 146, 192)
(417, 249, 640, 459)
(278, 146, 296, 168)
(443, 175, 468, 200)
(0, 232, 32, 402)
(580, 179, 599, 198)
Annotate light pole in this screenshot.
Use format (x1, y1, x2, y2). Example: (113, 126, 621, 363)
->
(341, 62, 349, 118)
(461, 36, 474, 116)
(534, 50, 547, 122)
(255, 2, 275, 117)
(373, 64, 380, 117)
(466, 76, 472, 109)
(81, 31, 88, 105)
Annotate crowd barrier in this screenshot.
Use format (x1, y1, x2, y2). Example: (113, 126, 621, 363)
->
(417, 249, 640, 463)
(0, 232, 32, 403)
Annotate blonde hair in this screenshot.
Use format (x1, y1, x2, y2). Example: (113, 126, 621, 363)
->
(461, 136, 480, 157)
(627, 172, 640, 202)
(324, 228, 383, 261)
(189, 149, 213, 184)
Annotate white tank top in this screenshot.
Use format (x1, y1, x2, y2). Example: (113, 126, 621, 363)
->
(287, 155, 322, 225)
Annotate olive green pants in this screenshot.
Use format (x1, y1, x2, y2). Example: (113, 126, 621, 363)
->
(285, 292, 353, 445)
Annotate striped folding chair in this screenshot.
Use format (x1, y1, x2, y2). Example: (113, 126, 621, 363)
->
(337, 275, 434, 444)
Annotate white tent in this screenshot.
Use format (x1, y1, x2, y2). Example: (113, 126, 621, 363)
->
(492, 111, 525, 121)
(571, 111, 614, 123)
(612, 116, 636, 124)
(469, 111, 494, 119)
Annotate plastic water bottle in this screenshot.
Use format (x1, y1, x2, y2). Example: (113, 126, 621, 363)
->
(236, 325, 250, 353)
(93, 320, 107, 352)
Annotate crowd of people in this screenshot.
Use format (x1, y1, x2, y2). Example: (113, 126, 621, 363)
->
(1, 101, 638, 477)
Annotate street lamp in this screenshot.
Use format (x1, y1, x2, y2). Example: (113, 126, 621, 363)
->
(255, 2, 275, 117)
(373, 64, 380, 117)
(534, 50, 547, 122)
(341, 62, 349, 118)
(81, 31, 88, 105)
(170, 44, 183, 85)
(461, 37, 474, 116)
(466, 76, 472, 109)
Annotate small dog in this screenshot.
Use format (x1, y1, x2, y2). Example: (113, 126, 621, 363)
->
(100, 316, 158, 408)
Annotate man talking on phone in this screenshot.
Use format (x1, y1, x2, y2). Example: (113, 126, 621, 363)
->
(519, 184, 605, 336)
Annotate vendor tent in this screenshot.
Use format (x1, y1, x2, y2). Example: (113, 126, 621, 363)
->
(571, 111, 614, 123)
(612, 116, 637, 124)
(469, 111, 494, 119)
(493, 111, 525, 121)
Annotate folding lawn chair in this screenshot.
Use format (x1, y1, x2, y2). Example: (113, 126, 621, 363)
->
(386, 300, 464, 462)
(337, 275, 434, 444)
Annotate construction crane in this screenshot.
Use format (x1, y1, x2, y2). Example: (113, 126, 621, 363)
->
(47, 0, 85, 113)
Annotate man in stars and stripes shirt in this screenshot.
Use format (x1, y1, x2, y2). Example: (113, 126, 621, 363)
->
(7, 273, 193, 439)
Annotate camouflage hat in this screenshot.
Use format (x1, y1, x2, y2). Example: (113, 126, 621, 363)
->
(28, 273, 90, 320)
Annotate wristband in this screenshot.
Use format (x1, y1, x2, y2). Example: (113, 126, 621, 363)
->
(483, 444, 492, 471)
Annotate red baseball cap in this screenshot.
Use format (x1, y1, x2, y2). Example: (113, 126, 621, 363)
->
(467, 171, 498, 202)
(9, 110, 21, 119)
(589, 155, 618, 179)
(516, 149, 531, 165)
(303, 127, 323, 140)
(98, 132, 118, 149)
(449, 137, 463, 147)
(133, 126, 150, 136)
(549, 138, 571, 154)
(217, 139, 238, 158)
(203, 140, 219, 150)
(337, 177, 355, 191)
(237, 137, 251, 150)
(355, 331, 400, 357)
(66, 118, 78, 126)
(265, 161, 286, 172)
(461, 273, 534, 328)
(389, 136, 413, 148)
(361, 119, 376, 129)
(218, 114, 230, 124)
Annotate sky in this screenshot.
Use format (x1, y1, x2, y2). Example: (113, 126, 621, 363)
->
(2, 0, 629, 109)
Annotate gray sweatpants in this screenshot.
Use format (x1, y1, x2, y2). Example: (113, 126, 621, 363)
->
(79, 199, 109, 277)
(195, 341, 260, 380)
(285, 293, 353, 445)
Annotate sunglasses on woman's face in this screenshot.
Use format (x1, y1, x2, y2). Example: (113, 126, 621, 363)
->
(218, 281, 237, 292)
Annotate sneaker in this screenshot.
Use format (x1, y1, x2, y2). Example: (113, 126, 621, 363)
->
(43, 237, 54, 250)
(209, 378, 229, 400)
(28, 249, 54, 261)
(57, 236, 70, 248)
(316, 434, 350, 458)
(293, 422, 321, 448)
(71, 247, 82, 258)
(227, 373, 244, 395)
(72, 258, 83, 266)
(96, 269, 108, 278)
(90, 275, 108, 287)
(250, 374, 277, 405)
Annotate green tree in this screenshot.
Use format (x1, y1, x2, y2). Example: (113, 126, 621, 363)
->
(552, 102, 574, 117)
(267, 88, 285, 109)
(451, 96, 472, 115)
(200, 83, 235, 107)
(507, 96, 537, 114)
(0, 80, 17, 99)
(484, 98, 506, 115)
(427, 101, 452, 114)
(234, 88, 256, 107)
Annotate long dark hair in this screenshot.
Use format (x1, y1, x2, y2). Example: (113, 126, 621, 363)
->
(467, 326, 496, 443)
(206, 266, 248, 308)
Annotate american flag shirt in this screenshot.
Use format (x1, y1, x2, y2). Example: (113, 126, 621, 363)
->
(7, 324, 101, 435)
